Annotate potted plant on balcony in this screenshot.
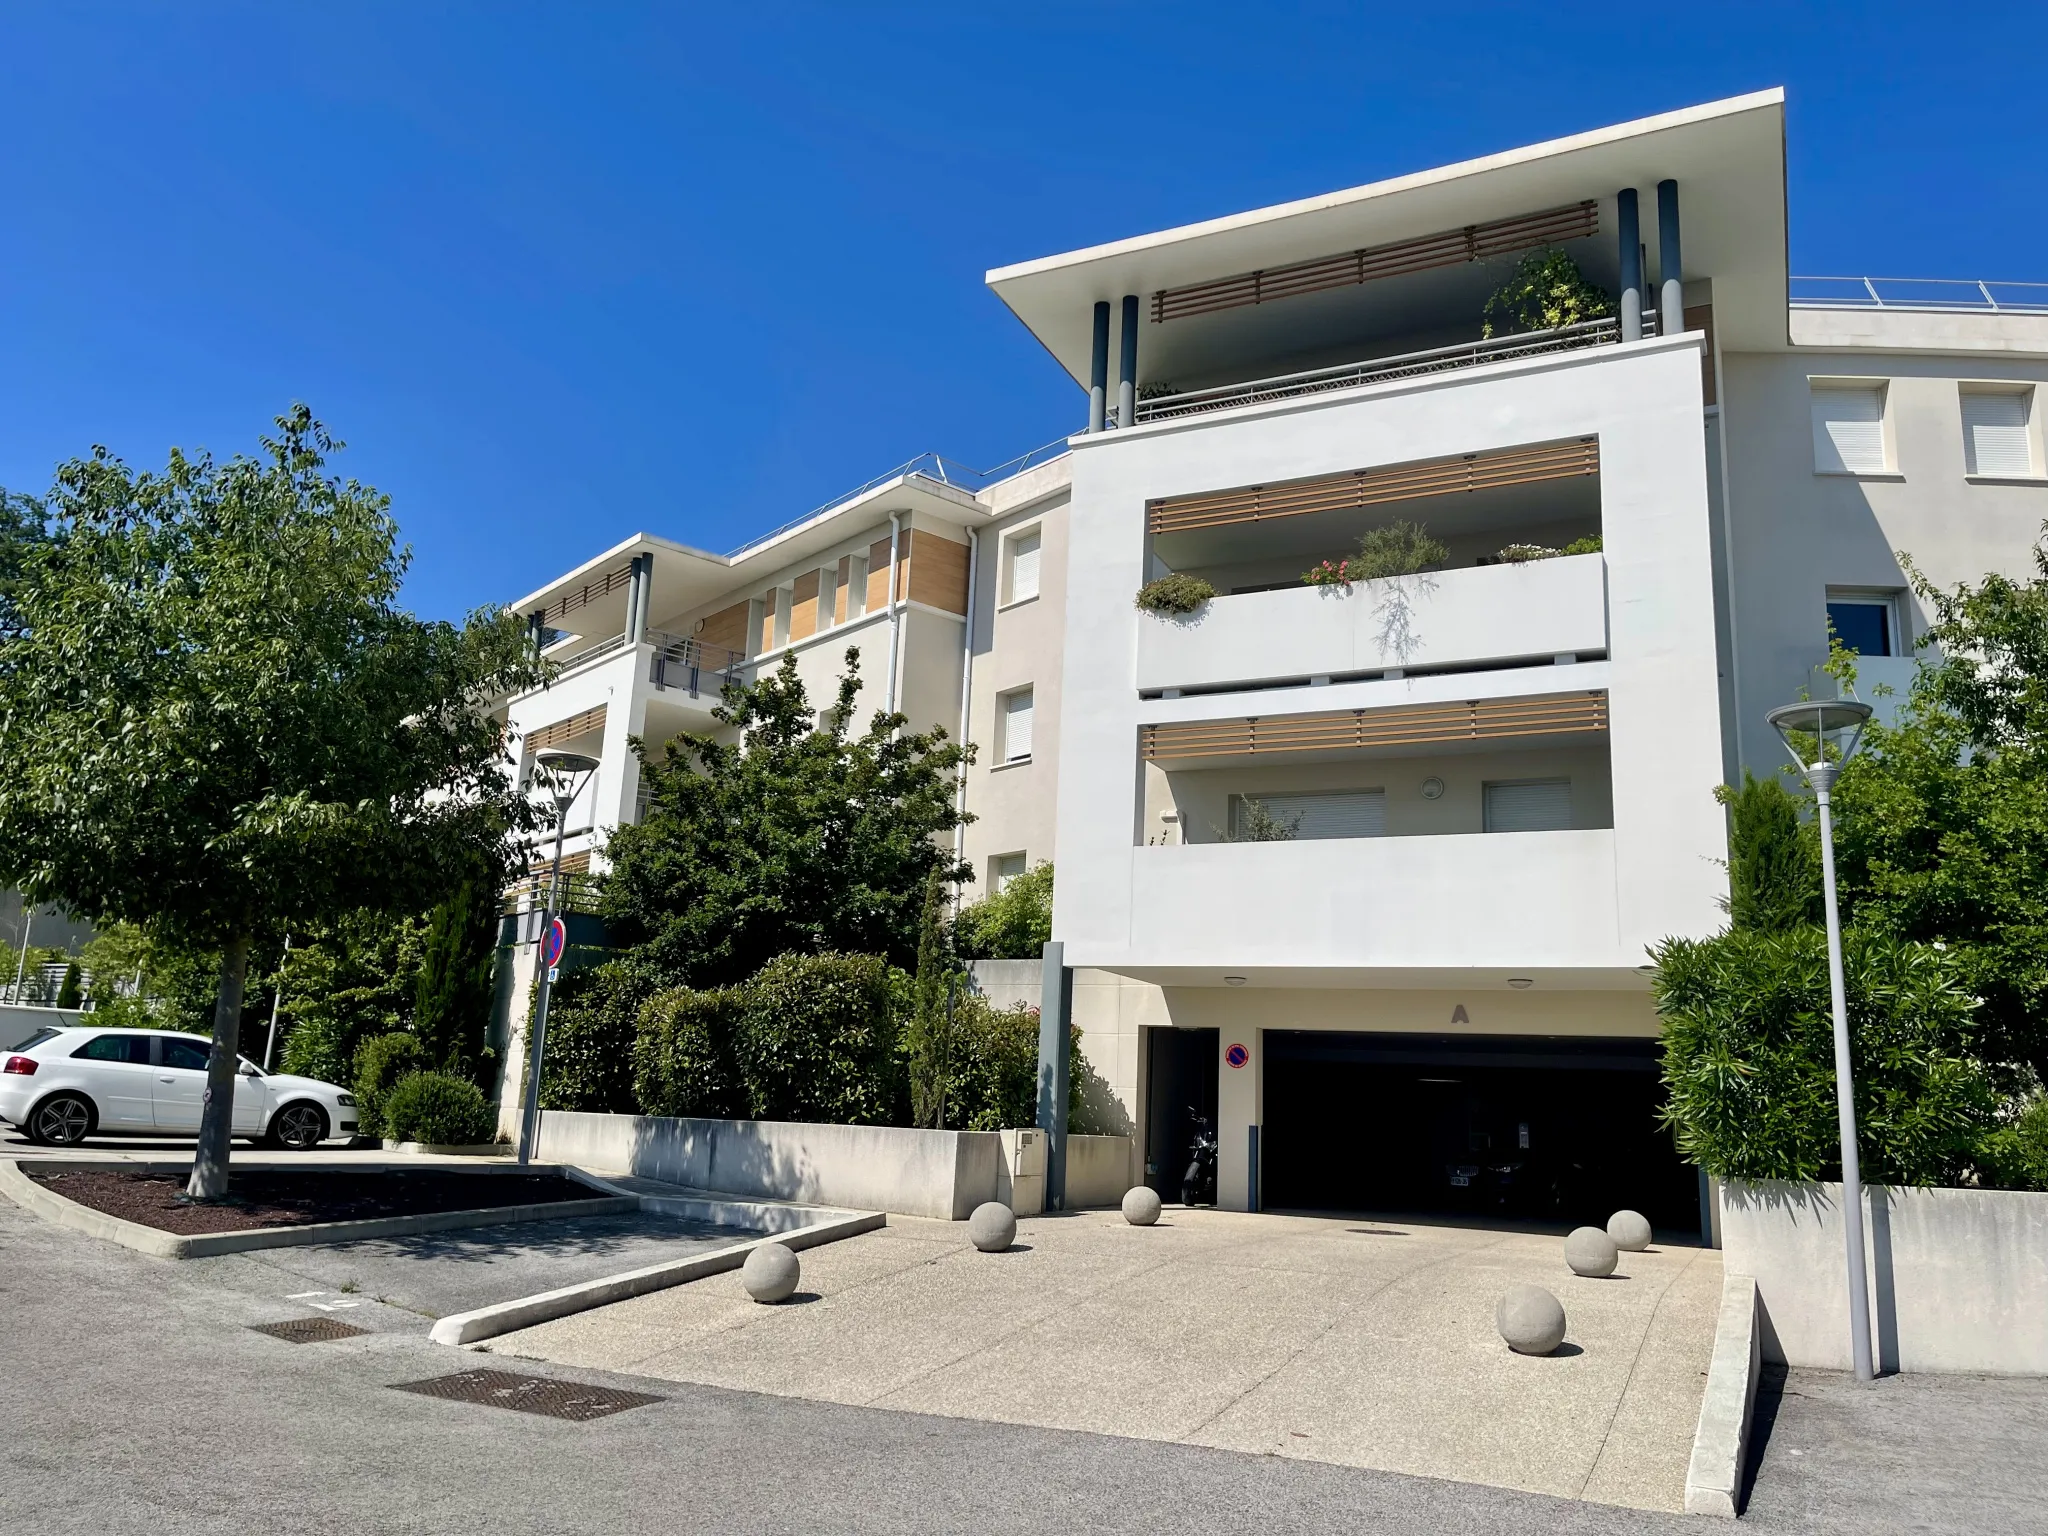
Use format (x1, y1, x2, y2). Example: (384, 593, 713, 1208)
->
(1135, 573, 1216, 614)
(1480, 249, 1615, 339)
(1302, 520, 1448, 587)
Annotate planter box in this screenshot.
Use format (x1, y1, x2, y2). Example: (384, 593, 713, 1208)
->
(1720, 1180, 2048, 1375)
(537, 1110, 1135, 1221)
(381, 1139, 511, 1157)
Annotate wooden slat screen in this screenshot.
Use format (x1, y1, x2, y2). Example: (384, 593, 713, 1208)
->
(527, 705, 607, 751)
(1151, 202, 1599, 324)
(538, 563, 634, 627)
(1148, 438, 1599, 537)
(1141, 693, 1608, 762)
(525, 849, 592, 877)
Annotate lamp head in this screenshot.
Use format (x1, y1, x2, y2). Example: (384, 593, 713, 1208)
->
(533, 749, 601, 805)
(1766, 699, 1872, 788)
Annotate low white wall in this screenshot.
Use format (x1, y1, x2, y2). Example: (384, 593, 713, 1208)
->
(967, 959, 1042, 1011)
(1, 1004, 81, 1051)
(539, 1110, 1135, 1221)
(1720, 1180, 2048, 1375)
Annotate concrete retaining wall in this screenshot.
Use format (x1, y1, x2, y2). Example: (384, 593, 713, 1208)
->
(1, 1004, 81, 1051)
(538, 1110, 1135, 1221)
(1720, 1180, 2048, 1375)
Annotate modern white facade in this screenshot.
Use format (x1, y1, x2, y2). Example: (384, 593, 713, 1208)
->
(498, 90, 2048, 1228)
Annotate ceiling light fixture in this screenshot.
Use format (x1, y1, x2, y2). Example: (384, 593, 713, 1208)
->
(1224, 975, 1247, 987)
(1507, 977, 1534, 989)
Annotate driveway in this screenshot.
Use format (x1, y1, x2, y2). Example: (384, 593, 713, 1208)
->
(489, 1206, 1724, 1514)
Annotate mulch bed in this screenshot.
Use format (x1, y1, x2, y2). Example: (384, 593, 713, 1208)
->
(28, 1168, 596, 1236)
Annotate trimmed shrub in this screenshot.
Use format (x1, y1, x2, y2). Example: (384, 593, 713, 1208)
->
(634, 985, 746, 1119)
(953, 862, 1053, 960)
(383, 1070, 498, 1147)
(946, 994, 1041, 1130)
(1134, 574, 1215, 615)
(353, 1031, 426, 1139)
(1979, 1096, 2048, 1191)
(734, 952, 898, 1124)
(535, 960, 648, 1114)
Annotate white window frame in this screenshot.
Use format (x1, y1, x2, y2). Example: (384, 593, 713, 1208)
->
(998, 685, 1035, 764)
(1810, 378, 1894, 477)
(1824, 587, 1905, 659)
(1959, 384, 2041, 480)
(1000, 522, 1044, 609)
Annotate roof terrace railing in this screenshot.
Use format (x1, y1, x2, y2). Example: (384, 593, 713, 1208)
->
(647, 630, 748, 697)
(1131, 317, 1635, 425)
(1790, 277, 2048, 315)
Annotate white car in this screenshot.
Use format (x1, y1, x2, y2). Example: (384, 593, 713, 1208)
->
(0, 1026, 358, 1149)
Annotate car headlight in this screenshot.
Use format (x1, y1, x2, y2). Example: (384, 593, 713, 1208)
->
(336, 1094, 356, 1107)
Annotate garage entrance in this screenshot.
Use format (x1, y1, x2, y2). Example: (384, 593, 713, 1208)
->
(1143, 1027, 1218, 1202)
(1262, 1031, 1698, 1232)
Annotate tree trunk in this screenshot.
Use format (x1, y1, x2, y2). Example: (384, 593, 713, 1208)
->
(186, 932, 252, 1201)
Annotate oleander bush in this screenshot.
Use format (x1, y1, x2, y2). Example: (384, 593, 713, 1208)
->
(382, 1070, 498, 1146)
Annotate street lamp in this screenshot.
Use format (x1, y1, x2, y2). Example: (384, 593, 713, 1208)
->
(516, 748, 601, 1166)
(1766, 697, 1875, 1382)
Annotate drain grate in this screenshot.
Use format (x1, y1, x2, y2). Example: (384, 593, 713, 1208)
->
(250, 1317, 370, 1344)
(390, 1369, 664, 1421)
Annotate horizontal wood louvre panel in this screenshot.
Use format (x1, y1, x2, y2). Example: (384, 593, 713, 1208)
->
(1142, 694, 1607, 762)
(1152, 202, 1599, 323)
(524, 849, 591, 877)
(528, 705, 607, 750)
(1148, 438, 1599, 536)
(540, 564, 634, 626)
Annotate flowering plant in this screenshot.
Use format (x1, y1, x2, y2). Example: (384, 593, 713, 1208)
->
(1301, 558, 1360, 587)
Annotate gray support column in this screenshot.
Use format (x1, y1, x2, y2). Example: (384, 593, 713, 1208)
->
(1088, 301, 1110, 433)
(634, 555, 653, 643)
(1657, 179, 1684, 339)
(1036, 939, 1072, 1209)
(1617, 187, 1642, 343)
(1117, 294, 1139, 430)
(622, 555, 644, 646)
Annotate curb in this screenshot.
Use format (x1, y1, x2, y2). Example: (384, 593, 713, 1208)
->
(0, 1157, 634, 1260)
(432, 1209, 887, 1347)
(382, 1140, 511, 1157)
(1685, 1271, 1762, 1518)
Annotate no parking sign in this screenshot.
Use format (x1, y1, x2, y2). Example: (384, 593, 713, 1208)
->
(542, 916, 567, 969)
(1225, 1042, 1250, 1069)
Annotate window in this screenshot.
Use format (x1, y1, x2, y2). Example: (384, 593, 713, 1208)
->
(1230, 789, 1386, 840)
(1005, 529, 1042, 604)
(160, 1038, 210, 1071)
(1826, 590, 1900, 657)
(72, 1034, 152, 1064)
(1001, 687, 1035, 762)
(1483, 779, 1572, 833)
(1962, 388, 2037, 478)
(991, 852, 1027, 891)
(1811, 383, 1889, 475)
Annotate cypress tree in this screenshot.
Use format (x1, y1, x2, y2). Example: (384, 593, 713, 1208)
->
(1718, 771, 1821, 934)
(412, 875, 501, 1080)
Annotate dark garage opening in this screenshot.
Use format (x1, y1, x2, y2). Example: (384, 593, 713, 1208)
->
(1144, 1027, 1218, 1202)
(1262, 1031, 1699, 1233)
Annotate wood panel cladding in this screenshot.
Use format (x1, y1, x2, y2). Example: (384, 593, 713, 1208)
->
(1147, 438, 1600, 537)
(696, 600, 750, 655)
(1151, 202, 1599, 324)
(834, 556, 852, 623)
(905, 529, 970, 615)
(758, 593, 776, 655)
(866, 538, 897, 613)
(788, 570, 821, 643)
(527, 705, 608, 751)
(525, 849, 592, 877)
(1141, 692, 1608, 762)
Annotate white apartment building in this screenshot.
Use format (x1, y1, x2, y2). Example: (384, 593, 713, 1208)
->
(498, 90, 2048, 1231)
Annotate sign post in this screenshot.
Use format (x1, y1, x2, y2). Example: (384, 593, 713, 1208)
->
(517, 750, 599, 1166)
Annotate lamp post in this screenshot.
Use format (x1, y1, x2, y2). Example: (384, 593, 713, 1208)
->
(1766, 697, 1875, 1382)
(516, 749, 601, 1166)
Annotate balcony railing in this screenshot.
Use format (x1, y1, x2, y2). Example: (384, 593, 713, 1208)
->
(1790, 276, 2048, 315)
(1131, 316, 1639, 425)
(548, 630, 630, 670)
(501, 870, 603, 919)
(648, 631, 748, 697)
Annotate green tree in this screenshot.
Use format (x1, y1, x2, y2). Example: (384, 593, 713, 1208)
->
(600, 651, 971, 990)
(54, 962, 82, 1010)
(953, 862, 1054, 959)
(906, 869, 956, 1126)
(275, 911, 428, 1085)
(1481, 248, 1615, 338)
(1718, 771, 1820, 934)
(0, 408, 541, 1196)
(412, 873, 502, 1081)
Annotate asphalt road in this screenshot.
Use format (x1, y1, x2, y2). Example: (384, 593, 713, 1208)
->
(7, 1186, 2044, 1534)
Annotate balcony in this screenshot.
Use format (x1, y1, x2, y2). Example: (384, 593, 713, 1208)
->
(1138, 554, 1605, 695)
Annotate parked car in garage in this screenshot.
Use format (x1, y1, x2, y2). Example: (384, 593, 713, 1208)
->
(0, 1026, 357, 1149)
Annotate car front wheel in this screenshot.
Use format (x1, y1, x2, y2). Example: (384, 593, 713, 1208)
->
(266, 1102, 328, 1150)
(30, 1093, 94, 1147)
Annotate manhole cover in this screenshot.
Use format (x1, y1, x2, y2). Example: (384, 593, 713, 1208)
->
(390, 1369, 663, 1421)
(249, 1317, 370, 1344)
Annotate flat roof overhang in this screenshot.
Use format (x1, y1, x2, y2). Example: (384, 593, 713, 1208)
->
(508, 472, 990, 637)
(987, 90, 1788, 381)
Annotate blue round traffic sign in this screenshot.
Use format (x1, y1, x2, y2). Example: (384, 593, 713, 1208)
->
(542, 917, 567, 968)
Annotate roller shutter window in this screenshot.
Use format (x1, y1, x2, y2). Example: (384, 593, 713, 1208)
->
(1002, 688, 1035, 762)
(992, 852, 1026, 891)
(1811, 384, 1888, 475)
(1962, 389, 2035, 478)
(1232, 789, 1387, 840)
(1008, 530, 1042, 603)
(1483, 779, 1573, 833)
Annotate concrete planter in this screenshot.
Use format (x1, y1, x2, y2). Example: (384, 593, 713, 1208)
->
(1719, 1180, 2048, 1375)
(380, 1139, 511, 1157)
(537, 1110, 1135, 1221)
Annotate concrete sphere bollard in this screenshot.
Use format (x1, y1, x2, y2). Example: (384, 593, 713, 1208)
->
(1564, 1225, 1620, 1278)
(1496, 1284, 1568, 1355)
(1121, 1186, 1163, 1226)
(741, 1242, 800, 1303)
(968, 1201, 1018, 1252)
(1607, 1210, 1653, 1252)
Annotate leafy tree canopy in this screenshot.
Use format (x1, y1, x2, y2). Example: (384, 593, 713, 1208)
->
(0, 407, 542, 1195)
(953, 862, 1054, 959)
(599, 650, 970, 990)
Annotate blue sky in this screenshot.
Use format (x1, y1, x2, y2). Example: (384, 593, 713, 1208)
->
(1, 3, 2040, 622)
